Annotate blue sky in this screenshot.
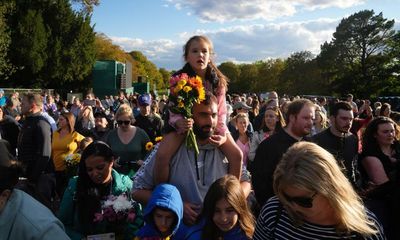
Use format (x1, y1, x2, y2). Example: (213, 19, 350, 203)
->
(90, 0, 400, 70)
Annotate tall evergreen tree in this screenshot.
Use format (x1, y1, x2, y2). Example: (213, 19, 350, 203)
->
(6, 0, 96, 89)
(318, 10, 397, 97)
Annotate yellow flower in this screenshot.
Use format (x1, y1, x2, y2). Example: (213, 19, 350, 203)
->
(177, 79, 187, 86)
(174, 85, 183, 93)
(178, 102, 184, 108)
(183, 86, 192, 93)
(145, 142, 153, 151)
(198, 88, 206, 102)
(155, 136, 163, 142)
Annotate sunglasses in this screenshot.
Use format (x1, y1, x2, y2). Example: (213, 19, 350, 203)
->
(117, 120, 131, 125)
(282, 192, 317, 208)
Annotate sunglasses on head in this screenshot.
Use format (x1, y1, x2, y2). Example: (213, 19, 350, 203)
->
(283, 191, 317, 208)
(117, 120, 131, 125)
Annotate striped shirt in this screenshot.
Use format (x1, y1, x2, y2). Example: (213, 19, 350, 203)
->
(253, 196, 385, 240)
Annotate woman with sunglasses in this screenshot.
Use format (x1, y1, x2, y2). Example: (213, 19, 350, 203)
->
(253, 142, 385, 240)
(106, 104, 150, 177)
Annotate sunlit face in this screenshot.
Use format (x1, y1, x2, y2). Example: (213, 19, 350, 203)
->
(153, 208, 175, 236)
(264, 109, 278, 131)
(375, 122, 396, 147)
(213, 198, 239, 232)
(192, 102, 218, 139)
(85, 155, 113, 184)
(332, 109, 353, 133)
(185, 40, 211, 74)
(290, 105, 315, 137)
(236, 117, 249, 134)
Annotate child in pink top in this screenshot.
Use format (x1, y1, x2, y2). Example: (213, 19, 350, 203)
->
(154, 35, 242, 184)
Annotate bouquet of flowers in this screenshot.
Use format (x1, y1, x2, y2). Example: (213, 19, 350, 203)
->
(64, 153, 81, 177)
(169, 73, 205, 179)
(94, 194, 139, 239)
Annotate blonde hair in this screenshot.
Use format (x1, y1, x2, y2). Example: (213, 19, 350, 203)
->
(79, 137, 93, 152)
(315, 108, 328, 129)
(273, 142, 378, 236)
(115, 104, 134, 120)
(234, 112, 249, 125)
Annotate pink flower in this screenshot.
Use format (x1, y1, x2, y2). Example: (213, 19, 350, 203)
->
(169, 73, 188, 86)
(93, 212, 103, 222)
(127, 211, 136, 223)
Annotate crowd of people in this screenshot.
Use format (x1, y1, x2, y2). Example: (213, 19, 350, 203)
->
(0, 35, 399, 239)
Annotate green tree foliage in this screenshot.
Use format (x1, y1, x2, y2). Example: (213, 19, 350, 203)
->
(254, 59, 285, 92)
(0, 1, 15, 80)
(279, 51, 326, 95)
(128, 51, 163, 91)
(318, 10, 397, 97)
(158, 68, 171, 90)
(71, 0, 100, 14)
(5, 0, 96, 89)
(218, 62, 241, 92)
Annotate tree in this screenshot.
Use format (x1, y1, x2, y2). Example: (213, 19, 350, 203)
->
(70, 0, 100, 14)
(237, 64, 258, 93)
(95, 33, 128, 62)
(218, 62, 240, 93)
(254, 59, 285, 93)
(128, 51, 163, 91)
(0, 1, 15, 81)
(158, 68, 171, 90)
(318, 10, 397, 97)
(5, 0, 96, 89)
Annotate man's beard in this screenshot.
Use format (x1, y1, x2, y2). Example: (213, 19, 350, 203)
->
(193, 123, 214, 140)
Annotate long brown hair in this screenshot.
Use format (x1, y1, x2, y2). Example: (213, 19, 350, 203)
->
(201, 175, 255, 239)
(183, 35, 228, 93)
(59, 112, 75, 133)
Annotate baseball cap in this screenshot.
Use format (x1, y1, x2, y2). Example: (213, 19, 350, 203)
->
(233, 101, 252, 111)
(138, 94, 152, 106)
(94, 111, 107, 119)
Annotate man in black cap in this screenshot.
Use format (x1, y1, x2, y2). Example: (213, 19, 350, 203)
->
(134, 94, 163, 143)
(90, 111, 112, 141)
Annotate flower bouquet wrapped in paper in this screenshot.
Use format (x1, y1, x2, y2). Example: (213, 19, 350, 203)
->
(93, 194, 140, 239)
(168, 73, 205, 179)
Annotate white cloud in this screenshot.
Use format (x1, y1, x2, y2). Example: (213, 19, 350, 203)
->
(110, 18, 339, 70)
(164, 0, 364, 22)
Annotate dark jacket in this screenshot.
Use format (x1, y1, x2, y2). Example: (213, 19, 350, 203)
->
(136, 184, 183, 239)
(0, 115, 20, 156)
(312, 128, 359, 186)
(134, 113, 163, 143)
(17, 113, 53, 182)
(251, 128, 299, 206)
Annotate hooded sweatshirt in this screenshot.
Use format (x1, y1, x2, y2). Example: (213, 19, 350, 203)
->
(135, 184, 183, 239)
